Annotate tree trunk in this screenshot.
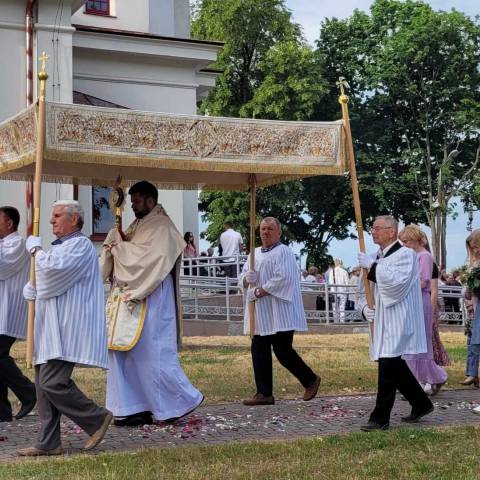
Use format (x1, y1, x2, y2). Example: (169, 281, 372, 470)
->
(440, 211, 447, 270)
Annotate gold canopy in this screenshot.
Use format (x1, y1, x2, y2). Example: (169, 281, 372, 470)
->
(0, 102, 348, 189)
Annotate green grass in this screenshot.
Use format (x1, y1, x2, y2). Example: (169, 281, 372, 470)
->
(2, 426, 480, 479)
(9, 332, 472, 406)
(4, 332, 477, 479)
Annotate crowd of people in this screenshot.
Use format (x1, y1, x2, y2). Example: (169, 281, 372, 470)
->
(1, 188, 480, 454)
(182, 222, 244, 279)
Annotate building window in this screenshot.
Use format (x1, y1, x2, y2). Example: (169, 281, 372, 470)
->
(85, 0, 110, 16)
(92, 186, 114, 241)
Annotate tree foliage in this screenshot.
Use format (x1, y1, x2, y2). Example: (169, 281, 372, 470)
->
(193, 0, 480, 268)
(316, 0, 480, 266)
(192, 0, 353, 264)
(191, 0, 301, 116)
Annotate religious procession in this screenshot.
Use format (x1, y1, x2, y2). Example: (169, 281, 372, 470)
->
(0, 0, 479, 478)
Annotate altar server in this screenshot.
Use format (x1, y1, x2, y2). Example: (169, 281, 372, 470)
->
(240, 217, 321, 406)
(358, 215, 433, 431)
(17, 200, 111, 456)
(0, 206, 36, 422)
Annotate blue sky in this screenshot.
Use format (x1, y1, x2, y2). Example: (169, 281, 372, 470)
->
(199, 0, 480, 270)
(285, 0, 479, 45)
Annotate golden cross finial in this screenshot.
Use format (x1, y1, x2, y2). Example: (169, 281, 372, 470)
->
(39, 52, 49, 73)
(337, 77, 350, 105)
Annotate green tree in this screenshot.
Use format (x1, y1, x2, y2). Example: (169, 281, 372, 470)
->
(317, 0, 480, 267)
(242, 39, 328, 120)
(191, 0, 301, 116)
(193, 0, 356, 264)
(199, 182, 306, 251)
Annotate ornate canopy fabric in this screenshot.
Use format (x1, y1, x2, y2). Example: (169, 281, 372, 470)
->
(0, 103, 348, 190)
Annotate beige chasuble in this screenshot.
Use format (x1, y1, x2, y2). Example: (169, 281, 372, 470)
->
(100, 205, 185, 350)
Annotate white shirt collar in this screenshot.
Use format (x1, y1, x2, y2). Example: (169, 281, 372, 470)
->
(0, 231, 19, 242)
(381, 241, 398, 256)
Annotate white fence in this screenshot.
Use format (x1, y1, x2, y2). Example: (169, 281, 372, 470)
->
(180, 265, 465, 325)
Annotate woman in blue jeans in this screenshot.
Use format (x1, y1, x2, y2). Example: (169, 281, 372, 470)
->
(462, 308, 479, 387)
(461, 230, 480, 412)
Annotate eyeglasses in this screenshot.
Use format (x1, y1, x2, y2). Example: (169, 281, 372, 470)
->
(370, 226, 393, 232)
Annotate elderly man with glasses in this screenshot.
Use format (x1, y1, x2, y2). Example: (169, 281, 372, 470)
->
(18, 200, 111, 456)
(357, 215, 433, 431)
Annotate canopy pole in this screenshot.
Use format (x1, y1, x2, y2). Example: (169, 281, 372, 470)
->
(111, 175, 125, 239)
(26, 52, 48, 368)
(248, 174, 257, 338)
(337, 78, 374, 329)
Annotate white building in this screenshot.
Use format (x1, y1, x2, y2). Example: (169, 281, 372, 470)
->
(0, 0, 221, 244)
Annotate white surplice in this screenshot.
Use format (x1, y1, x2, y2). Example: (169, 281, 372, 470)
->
(106, 274, 203, 420)
(34, 234, 108, 368)
(0, 232, 29, 339)
(358, 244, 427, 361)
(239, 244, 307, 336)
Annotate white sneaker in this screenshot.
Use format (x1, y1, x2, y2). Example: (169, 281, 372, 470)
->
(472, 405, 480, 414)
(423, 383, 433, 395)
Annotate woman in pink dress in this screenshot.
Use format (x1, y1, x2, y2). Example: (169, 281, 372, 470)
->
(431, 261, 450, 366)
(400, 225, 447, 396)
(183, 231, 198, 276)
(418, 232, 450, 367)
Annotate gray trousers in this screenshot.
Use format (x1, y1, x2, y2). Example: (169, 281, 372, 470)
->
(35, 360, 108, 450)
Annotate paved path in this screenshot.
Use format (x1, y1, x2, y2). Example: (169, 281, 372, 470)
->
(1, 389, 479, 462)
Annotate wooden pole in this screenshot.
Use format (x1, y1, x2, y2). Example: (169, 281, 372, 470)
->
(26, 52, 48, 368)
(248, 174, 257, 338)
(337, 78, 374, 331)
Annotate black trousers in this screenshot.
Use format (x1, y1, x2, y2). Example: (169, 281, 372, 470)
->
(0, 335, 36, 420)
(370, 356, 433, 425)
(223, 263, 238, 278)
(251, 330, 317, 396)
(35, 360, 109, 450)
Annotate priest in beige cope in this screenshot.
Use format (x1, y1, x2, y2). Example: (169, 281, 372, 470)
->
(101, 181, 203, 426)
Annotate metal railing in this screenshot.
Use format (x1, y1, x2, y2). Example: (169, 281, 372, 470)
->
(180, 276, 466, 325)
(181, 254, 248, 278)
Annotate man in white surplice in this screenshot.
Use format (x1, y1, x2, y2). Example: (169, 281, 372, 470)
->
(240, 217, 320, 406)
(327, 259, 350, 322)
(0, 206, 36, 422)
(357, 215, 433, 432)
(17, 201, 111, 457)
(101, 181, 203, 427)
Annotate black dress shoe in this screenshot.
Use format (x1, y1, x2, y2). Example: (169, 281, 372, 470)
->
(243, 393, 275, 406)
(15, 398, 36, 420)
(360, 420, 389, 432)
(113, 411, 153, 427)
(401, 406, 434, 423)
(303, 375, 321, 401)
(0, 416, 13, 422)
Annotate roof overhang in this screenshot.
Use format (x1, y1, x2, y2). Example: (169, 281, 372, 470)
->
(72, 25, 222, 70)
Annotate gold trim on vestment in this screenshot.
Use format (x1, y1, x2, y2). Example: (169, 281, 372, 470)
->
(106, 287, 147, 351)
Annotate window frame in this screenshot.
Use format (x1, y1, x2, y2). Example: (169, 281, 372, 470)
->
(91, 186, 114, 242)
(85, 0, 111, 16)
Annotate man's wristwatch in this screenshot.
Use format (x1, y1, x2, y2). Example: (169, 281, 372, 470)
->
(254, 287, 261, 298)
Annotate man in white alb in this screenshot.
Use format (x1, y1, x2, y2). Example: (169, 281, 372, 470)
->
(220, 222, 243, 278)
(101, 181, 203, 426)
(18, 200, 111, 456)
(240, 217, 321, 405)
(357, 215, 433, 431)
(0, 206, 36, 422)
(328, 259, 350, 322)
